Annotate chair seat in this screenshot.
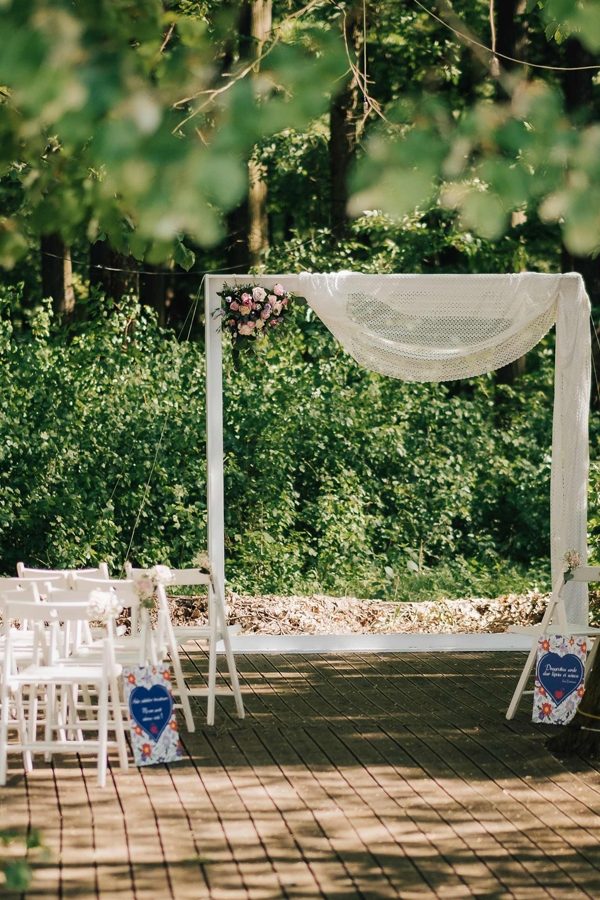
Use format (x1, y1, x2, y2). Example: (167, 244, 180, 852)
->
(74, 635, 168, 659)
(8, 662, 122, 685)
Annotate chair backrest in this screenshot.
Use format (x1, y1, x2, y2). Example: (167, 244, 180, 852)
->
(0, 576, 52, 594)
(73, 575, 138, 605)
(125, 564, 211, 588)
(1, 592, 118, 671)
(2, 596, 98, 624)
(17, 562, 110, 580)
(0, 580, 40, 607)
(169, 567, 211, 587)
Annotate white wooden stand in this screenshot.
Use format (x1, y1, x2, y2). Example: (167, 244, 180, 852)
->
(506, 566, 600, 720)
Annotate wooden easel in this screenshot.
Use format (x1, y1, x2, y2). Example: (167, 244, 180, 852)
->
(506, 566, 600, 720)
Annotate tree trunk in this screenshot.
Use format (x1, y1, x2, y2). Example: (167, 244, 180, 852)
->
(494, 0, 527, 385)
(140, 265, 168, 326)
(40, 233, 75, 319)
(90, 240, 139, 301)
(329, 3, 363, 239)
(225, 0, 271, 270)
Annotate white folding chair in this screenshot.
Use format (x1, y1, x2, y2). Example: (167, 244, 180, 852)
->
(0, 592, 128, 786)
(506, 565, 600, 719)
(128, 565, 245, 727)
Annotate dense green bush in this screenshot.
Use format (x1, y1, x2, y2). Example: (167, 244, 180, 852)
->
(0, 288, 208, 574)
(0, 283, 595, 599)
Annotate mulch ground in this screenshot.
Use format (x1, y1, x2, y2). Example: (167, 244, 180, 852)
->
(168, 590, 560, 634)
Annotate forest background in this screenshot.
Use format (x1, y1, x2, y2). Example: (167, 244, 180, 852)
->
(0, 0, 599, 601)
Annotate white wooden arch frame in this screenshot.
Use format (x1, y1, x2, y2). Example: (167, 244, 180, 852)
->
(204, 273, 591, 629)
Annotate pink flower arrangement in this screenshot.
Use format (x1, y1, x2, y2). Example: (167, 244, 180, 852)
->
(217, 282, 293, 344)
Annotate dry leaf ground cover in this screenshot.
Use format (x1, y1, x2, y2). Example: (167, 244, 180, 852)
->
(165, 590, 600, 635)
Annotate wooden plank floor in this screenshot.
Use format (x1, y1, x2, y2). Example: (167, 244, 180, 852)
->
(4, 651, 600, 899)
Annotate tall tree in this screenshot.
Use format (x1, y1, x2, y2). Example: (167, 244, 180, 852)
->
(226, 0, 272, 269)
(140, 265, 168, 326)
(495, 0, 527, 384)
(40, 234, 75, 318)
(90, 241, 139, 302)
(329, 2, 364, 239)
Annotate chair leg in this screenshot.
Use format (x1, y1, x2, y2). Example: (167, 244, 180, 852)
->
(110, 675, 129, 771)
(163, 608, 195, 731)
(0, 688, 10, 785)
(28, 683, 38, 744)
(216, 602, 244, 720)
(97, 680, 109, 788)
(15, 688, 32, 774)
(67, 685, 84, 742)
(44, 684, 55, 761)
(585, 635, 600, 681)
(169, 642, 195, 732)
(207, 626, 218, 727)
(506, 642, 539, 720)
(80, 684, 94, 720)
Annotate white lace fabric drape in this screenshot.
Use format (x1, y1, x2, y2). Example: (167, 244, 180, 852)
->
(299, 272, 591, 624)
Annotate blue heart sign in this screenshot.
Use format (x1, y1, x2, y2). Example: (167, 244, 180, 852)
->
(537, 652, 584, 704)
(123, 665, 183, 766)
(533, 635, 587, 726)
(129, 684, 173, 741)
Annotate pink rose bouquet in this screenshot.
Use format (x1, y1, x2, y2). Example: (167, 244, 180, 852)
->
(217, 282, 293, 344)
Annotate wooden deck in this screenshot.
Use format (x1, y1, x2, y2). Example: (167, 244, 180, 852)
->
(4, 650, 600, 899)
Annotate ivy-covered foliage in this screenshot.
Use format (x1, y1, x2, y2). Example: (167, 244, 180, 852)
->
(1, 282, 594, 600)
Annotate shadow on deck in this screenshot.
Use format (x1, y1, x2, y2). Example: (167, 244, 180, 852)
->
(4, 651, 600, 898)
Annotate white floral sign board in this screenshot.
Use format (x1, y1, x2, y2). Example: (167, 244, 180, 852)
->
(532, 634, 586, 726)
(123, 664, 184, 766)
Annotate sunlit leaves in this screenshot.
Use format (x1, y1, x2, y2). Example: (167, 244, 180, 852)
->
(350, 72, 600, 254)
(544, 0, 600, 50)
(0, 0, 345, 267)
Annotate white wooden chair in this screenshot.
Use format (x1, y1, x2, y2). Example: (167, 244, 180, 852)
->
(506, 565, 600, 719)
(126, 564, 244, 727)
(0, 591, 128, 786)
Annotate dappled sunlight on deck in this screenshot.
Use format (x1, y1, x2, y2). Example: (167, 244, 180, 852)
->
(4, 651, 600, 898)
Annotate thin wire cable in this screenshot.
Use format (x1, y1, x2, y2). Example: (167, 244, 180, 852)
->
(122, 282, 203, 565)
(413, 0, 600, 71)
(39, 232, 324, 277)
(39, 249, 251, 277)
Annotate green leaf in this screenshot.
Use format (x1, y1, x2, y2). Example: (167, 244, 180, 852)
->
(2, 860, 32, 891)
(173, 240, 195, 272)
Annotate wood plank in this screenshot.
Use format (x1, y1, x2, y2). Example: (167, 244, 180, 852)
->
(52, 755, 98, 900)
(6, 652, 600, 899)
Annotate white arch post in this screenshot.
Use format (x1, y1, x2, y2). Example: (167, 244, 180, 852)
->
(204, 275, 301, 598)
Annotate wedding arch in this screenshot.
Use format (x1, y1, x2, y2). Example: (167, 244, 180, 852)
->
(204, 272, 591, 626)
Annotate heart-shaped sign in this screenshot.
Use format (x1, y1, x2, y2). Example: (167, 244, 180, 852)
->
(537, 652, 584, 706)
(129, 684, 173, 742)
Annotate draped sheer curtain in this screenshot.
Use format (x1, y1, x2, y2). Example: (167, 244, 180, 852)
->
(299, 272, 591, 624)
